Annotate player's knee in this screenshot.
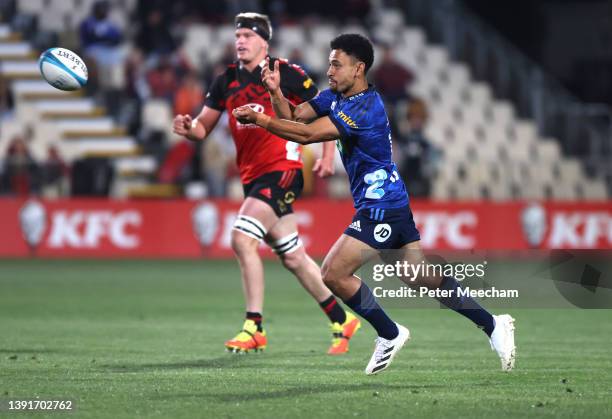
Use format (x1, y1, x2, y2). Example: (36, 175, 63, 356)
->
(230, 230, 259, 257)
(231, 215, 267, 256)
(279, 248, 304, 272)
(321, 261, 339, 289)
(269, 232, 303, 271)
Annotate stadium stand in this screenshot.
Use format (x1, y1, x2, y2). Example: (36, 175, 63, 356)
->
(0, 0, 609, 200)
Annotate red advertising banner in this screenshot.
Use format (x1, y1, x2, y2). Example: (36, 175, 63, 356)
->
(0, 198, 610, 258)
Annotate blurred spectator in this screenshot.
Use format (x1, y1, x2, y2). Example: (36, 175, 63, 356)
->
(125, 48, 149, 99)
(0, 0, 16, 22)
(147, 56, 180, 102)
(225, 0, 263, 19)
(41, 146, 70, 197)
(79, 1, 124, 91)
(288, 48, 315, 81)
(395, 99, 438, 198)
(158, 141, 196, 184)
(205, 43, 236, 86)
(71, 157, 114, 196)
(219, 42, 236, 67)
(0, 136, 40, 196)
(372, 45, 414, 105)
(0, 75, 14, 118)
(202, 114, 236, 197)
(135, 8, 177, 56)
(174, 72, 205, 116)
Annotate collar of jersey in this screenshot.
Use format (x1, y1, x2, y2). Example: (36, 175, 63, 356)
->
(339, 84, 374, 100)
(237, 57, 270, 75)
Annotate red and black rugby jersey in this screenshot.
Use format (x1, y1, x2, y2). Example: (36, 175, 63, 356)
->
(205, 57, 318, 184)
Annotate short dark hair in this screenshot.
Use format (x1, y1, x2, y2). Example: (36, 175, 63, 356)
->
(330, 33, 374, 73)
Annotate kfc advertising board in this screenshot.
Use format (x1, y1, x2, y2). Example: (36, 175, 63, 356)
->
(0, 199, 610, 258)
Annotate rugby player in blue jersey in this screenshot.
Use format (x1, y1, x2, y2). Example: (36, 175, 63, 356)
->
(234, 34, 515, 375)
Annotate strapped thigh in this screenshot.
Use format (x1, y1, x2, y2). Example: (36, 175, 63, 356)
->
(232, 215, 268, 242)
(269, 232, 303, 255)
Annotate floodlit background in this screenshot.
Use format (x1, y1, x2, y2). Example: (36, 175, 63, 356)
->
(1, 0, 611, 201)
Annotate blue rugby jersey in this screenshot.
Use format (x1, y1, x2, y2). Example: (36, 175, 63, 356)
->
(309, 86, 409, 211)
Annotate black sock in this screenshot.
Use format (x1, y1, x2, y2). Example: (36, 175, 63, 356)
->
(436, 277, 496, 337)
(343, 282, 398, 340)
(246, 312, 263, 332)
(319, 295, 347, 324)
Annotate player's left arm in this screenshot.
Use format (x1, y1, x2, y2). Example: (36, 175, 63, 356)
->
(315, 141, 336, 177)
(233, 106, 339, 144)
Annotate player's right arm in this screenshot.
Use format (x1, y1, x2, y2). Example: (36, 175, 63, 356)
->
(173, 70, 228, 141)
(173, 106, 222, 142)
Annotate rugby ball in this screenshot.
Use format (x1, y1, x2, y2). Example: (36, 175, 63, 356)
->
(38, 48, 88, 91)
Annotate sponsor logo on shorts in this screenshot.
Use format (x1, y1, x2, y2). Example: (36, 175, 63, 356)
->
(283, 191, 296, 204)
(349, 220, 361, 232)
(259, 188, 272, 199)
(374, 223, 392, 243)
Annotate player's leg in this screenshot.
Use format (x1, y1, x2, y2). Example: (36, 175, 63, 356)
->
(398, 240, 515, 371)
(225, 197, 278, 353)
(265, 214, 361, 354)
(321, 234, 410, 374)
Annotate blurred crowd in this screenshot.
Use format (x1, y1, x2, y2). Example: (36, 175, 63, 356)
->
(0, 0, 439, 199)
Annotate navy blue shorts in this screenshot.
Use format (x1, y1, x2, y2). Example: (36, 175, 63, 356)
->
(343, 206, 421, 250)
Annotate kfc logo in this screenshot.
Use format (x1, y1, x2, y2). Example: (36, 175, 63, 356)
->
(521, 203, 547, 248)
(191, 202, 219, 248)
(47, 210, 142, 249)
(548, 211, 612, 248)
(414, 211, 477, 249)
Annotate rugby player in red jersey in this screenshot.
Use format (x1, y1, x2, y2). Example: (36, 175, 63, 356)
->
(173, 13, 360, 354)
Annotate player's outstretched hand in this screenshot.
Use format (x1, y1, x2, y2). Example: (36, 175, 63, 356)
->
(313, 158, 335, 178)
(233, 106, 258, 125)
(261, 57, 280, 92)
(173, 114, 193, 136)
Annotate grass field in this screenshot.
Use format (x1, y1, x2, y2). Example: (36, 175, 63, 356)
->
(1, 260, 611, 418)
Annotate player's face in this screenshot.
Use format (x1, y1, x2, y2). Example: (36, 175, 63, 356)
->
(327, 49, 361, 93)
(235, 28, 267, 64)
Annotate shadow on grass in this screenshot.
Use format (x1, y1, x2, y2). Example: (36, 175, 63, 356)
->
(100, 352, 347, 373)
(152, 382, 472, 403)
(0, 348, 60, 354)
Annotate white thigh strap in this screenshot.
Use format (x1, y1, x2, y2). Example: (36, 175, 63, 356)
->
(232, 215, 267, 242)
(270, 232, 303, 255)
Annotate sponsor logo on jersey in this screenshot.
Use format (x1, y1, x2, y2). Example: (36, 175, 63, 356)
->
(246, 103, 264, 113)
(337, 110, 358, 128)
(374, 223, 392, 243)
(235, 103, 265, 128)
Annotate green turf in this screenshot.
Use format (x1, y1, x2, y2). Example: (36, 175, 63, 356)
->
(0, 260, 611, 418)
